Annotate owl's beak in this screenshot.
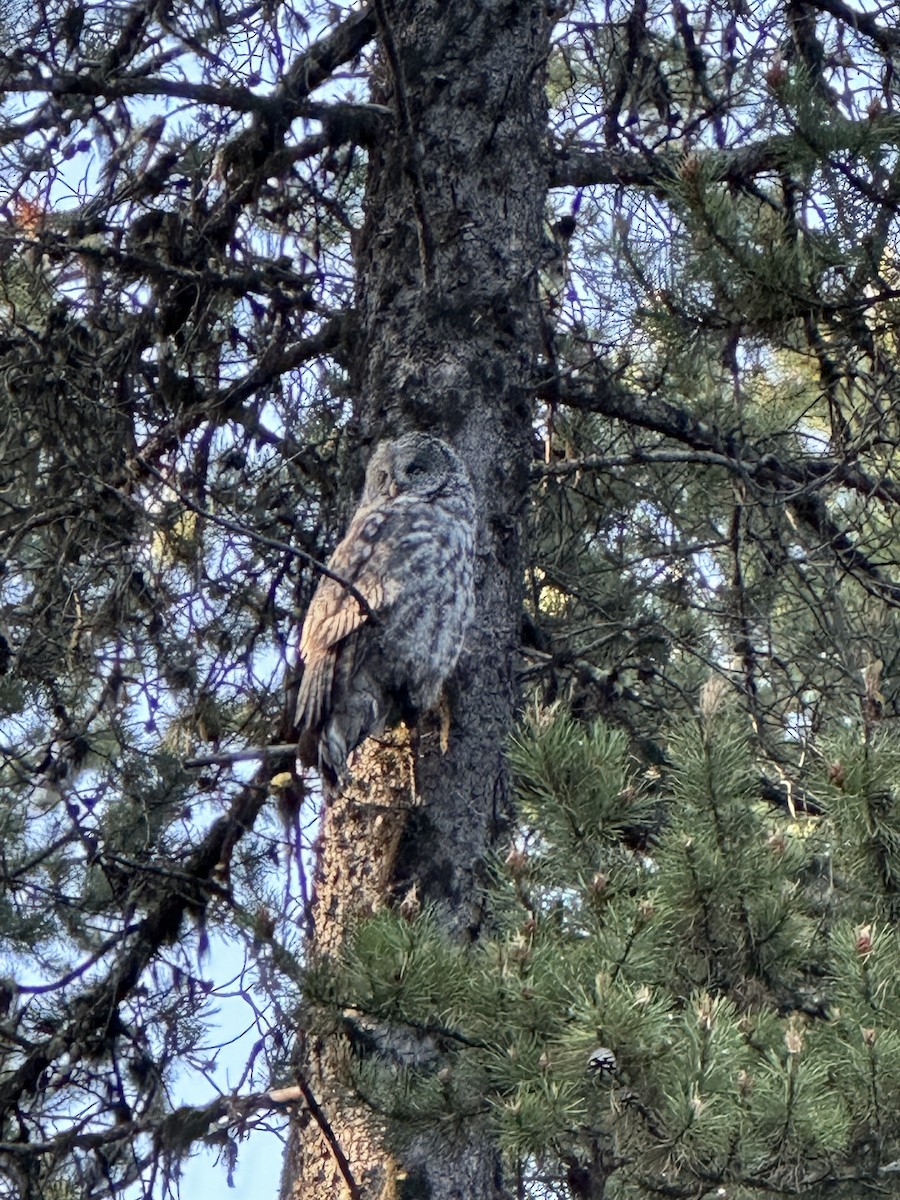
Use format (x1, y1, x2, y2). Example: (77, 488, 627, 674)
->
(388, 481, 399, 498)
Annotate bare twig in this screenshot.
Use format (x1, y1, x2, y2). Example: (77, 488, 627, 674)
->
(133, 457, 381, 624)
(295, 1070, 363, 1200)
(183, 744, 299, 769)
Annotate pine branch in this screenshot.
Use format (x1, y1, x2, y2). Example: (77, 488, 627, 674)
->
(281, 4, 377, 98)
(0, 5, 378, 117)
(551, 115, 900, 190)
(801, 0, 900, 51)
(134, 456, 383, 624)
(543, 368, 900, 606)
(0, 1081, 311, 1158)
(183, 744, 299, 769)
(113, 315, 347, 484)
(0, 776, 268, 1113)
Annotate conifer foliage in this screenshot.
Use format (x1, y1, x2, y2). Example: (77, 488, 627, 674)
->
(322, 698, 900, 1197)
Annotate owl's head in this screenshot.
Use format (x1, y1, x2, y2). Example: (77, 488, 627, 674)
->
(364, 433, 471, 503)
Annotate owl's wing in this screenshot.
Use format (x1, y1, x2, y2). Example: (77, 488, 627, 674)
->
(299, 507, 401, 661)
(296, 506, 402, 739)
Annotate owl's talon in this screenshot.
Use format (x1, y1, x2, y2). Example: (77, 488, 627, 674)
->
(439, 692, 451, 754)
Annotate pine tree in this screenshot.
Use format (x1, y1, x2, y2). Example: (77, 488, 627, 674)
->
(326, 694, 900, 1197)
(0, 0, 900, 1197)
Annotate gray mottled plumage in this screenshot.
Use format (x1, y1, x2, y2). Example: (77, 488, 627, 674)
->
(295, 433, 476, 782)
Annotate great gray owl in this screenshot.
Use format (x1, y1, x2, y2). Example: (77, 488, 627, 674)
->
(295, 432, 477, 782)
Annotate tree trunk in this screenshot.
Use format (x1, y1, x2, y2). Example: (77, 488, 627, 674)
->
(282, 1, 549, 1196)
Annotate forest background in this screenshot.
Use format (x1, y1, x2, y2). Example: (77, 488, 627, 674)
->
(1, 0, 900, 1197)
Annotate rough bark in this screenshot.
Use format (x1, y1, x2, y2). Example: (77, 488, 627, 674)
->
(283, 1, 549, 1197)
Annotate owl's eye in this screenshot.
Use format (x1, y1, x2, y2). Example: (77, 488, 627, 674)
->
(376, 469, 390, 491)
(406, 460, 427, 476)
